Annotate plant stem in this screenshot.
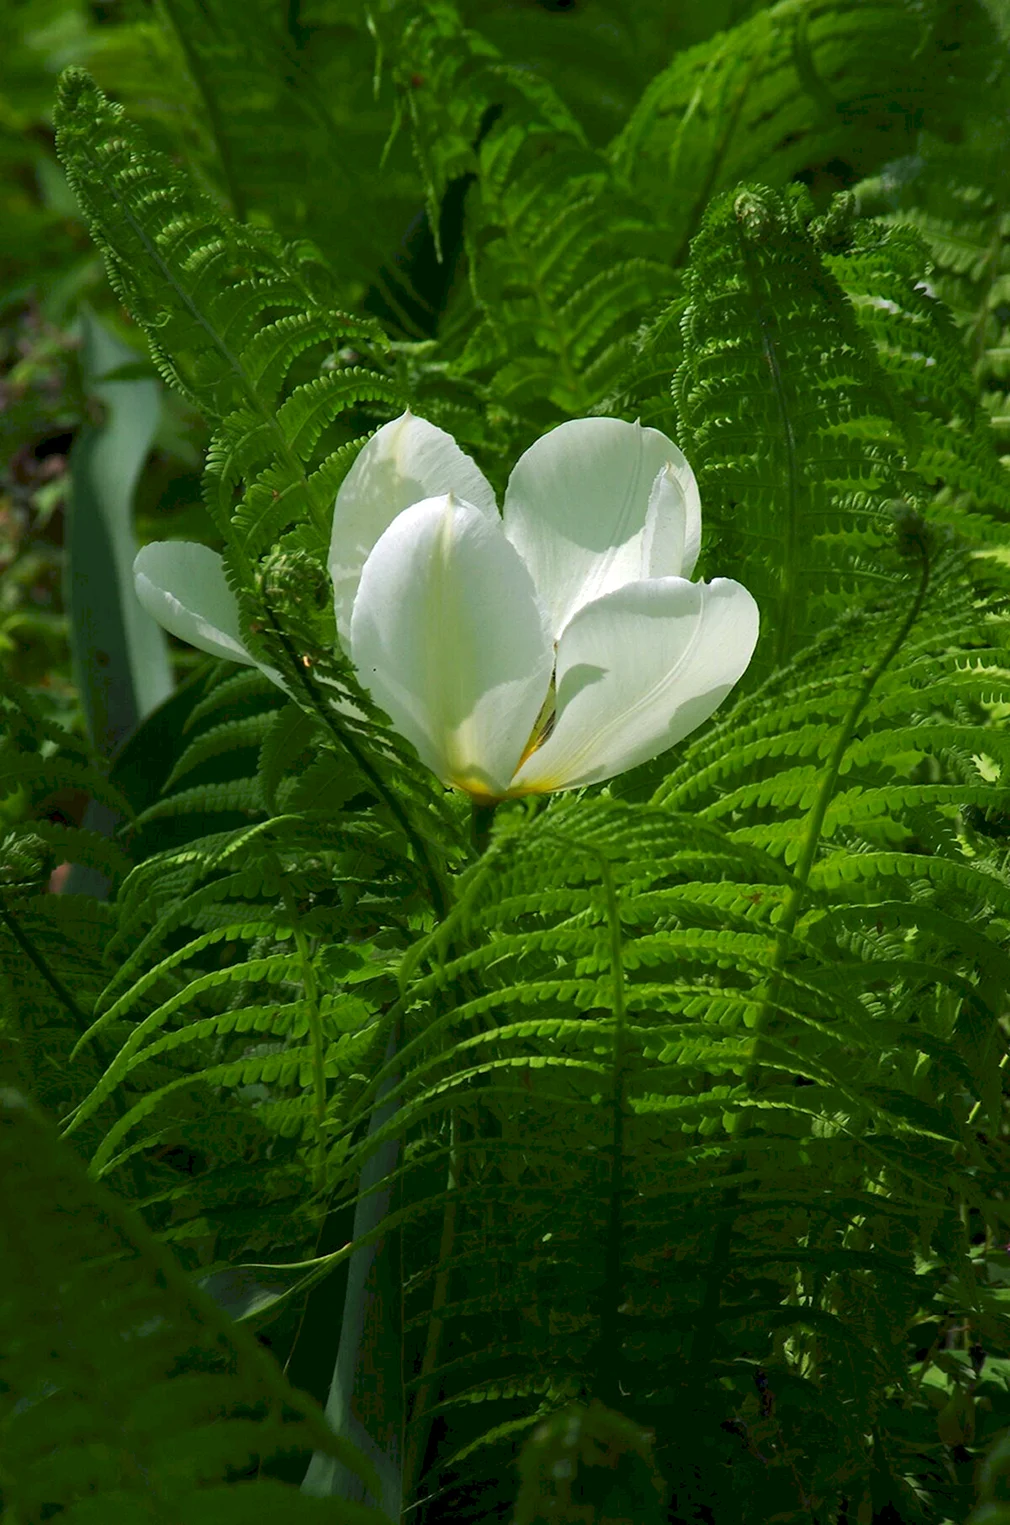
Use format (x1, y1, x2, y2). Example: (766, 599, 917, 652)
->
(470, 799, 497, 856)
(262, 602, 449, 920)
(290, 915, 329, 1192)
(402, 1110, 460, 1506)
(693, 543, 931, 1373)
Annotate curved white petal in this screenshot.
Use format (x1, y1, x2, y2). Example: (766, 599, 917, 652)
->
(502, 417, 699, 638)
(329, 411, 498, 643)
(641, 461, 702, 582)
(133, 541, 289, 693)
(349, 494, 553, 799)
(134, 541, 257, 664)
(510, 576, 759, 793)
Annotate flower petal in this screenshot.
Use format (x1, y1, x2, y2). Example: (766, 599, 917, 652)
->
(509, 576, 759, 793)
(133, 541, 289, 692)
(502, 417, 699, 637)
(349, 494, 554, 799)
(641, 461, 702, 581)
(329, 411, 498, 643)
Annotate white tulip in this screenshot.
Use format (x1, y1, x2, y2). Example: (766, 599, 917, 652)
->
(133, 411, 758, 801)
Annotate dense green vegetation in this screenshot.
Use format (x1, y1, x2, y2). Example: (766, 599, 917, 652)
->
(4, 1, 1010, 1521)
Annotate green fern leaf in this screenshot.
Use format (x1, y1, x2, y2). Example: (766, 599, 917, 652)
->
(0, 1089, 390, 1521)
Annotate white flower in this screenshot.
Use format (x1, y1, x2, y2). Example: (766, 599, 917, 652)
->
(133, 411, 758, 801)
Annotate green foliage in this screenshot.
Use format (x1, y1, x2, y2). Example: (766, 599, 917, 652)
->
(513, 1401, 667, 1525)
(52, 68, 397, 548)
(609, 0, 976, 264)
(672, 183, 914, 672)
(5, 1, 1010, 1522)
(856, 97, 1010, 457)
(0, 1086, 391, 1522)
(153, 0, 416, 300)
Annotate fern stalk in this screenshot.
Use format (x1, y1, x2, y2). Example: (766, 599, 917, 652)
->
(262, 599, 449, 919)
(403, 810, 500, 1501)
(745, 520, 932, 1079)
(540, 827, 630, 1405)
(736, 216, 803, 669)
(285, 895, 328, 1192)
(694, 528, 931, 1381)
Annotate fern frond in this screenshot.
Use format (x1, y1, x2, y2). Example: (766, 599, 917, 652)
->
(823, 211, 1010, 539)
(1, 1089, 389, 1520)
(855, 98, 1010, 450)
(670, 183, 919, 673)
(460, 114, 673, 422)
(610, 0, 958, 264)
(53, 69, 399, 568)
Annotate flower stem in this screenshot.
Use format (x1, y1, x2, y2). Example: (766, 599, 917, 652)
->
(261, 600, 449, 919)
(470, 799, 497, 856)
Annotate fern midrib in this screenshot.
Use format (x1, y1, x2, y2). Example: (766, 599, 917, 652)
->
(691, 542, 931, 1380)
(774, 549, 931, 952)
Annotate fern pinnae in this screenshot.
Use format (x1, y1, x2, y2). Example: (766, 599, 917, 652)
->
(68, 917, 280, 1067)
(258, 601, 451, 921)
(280, 876, 329, 1193)
(181, 665, 280, 734)
(133, 774, 266, 826)
(163, 710, 279, 792)
(0, 894, 93, 1034)
(762, 512, 926, 943)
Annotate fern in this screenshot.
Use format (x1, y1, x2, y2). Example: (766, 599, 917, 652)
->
(54, 71, 462, 928)
(609, 0, 986, 264)
(22, 8, 1010, 1525)
(379, 4, 675, 437)
(825, 211, 1010, 540)
(52, 68, 401, 606)
(0, 676, 132, 1134)
(855, 88, 1010, 454)
(353, 771, 1008, 1521)
(671, 183, 915, 671)
(153, 0, 412, 299)
(0, 1087, 391, 1521)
